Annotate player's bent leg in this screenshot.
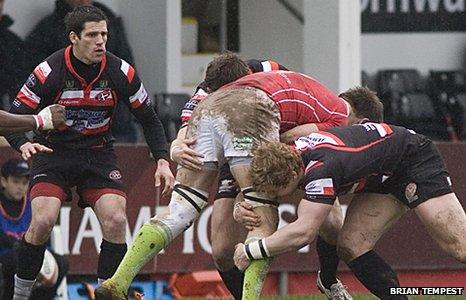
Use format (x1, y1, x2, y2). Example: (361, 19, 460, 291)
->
(95, 167, 217, 300)
(231, 163, 278, 300)
(317, 199, 352, 299)
(211, 197, 247, 299)
(15, 196, 61, 300)
(93, 194, 128, 284)
(338, 193, 407, 299)
(414, 193, 466, 263)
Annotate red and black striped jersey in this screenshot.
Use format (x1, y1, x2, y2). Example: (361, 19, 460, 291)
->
(7, 46, 168, 160)
(180, 59, 287, 125)
(224, 71, 350, 133)
(295, 123, 423, 204)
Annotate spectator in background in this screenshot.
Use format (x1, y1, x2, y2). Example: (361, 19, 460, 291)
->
(25, 0, 137, 142)
(0, 159, 68, 300)
(0, 0, 30, 110)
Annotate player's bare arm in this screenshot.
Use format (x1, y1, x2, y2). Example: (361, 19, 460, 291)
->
(170, 126, 204, 170)
(0, 104, 66, 135)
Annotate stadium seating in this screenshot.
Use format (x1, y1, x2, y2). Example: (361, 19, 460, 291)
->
(429, 70, 466, 140)
(376, 69, 449, 140)
(154, 93, 191, 142)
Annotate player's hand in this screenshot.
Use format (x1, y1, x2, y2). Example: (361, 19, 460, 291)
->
(19, 142, 53, 160)
(234, 243, 251, 271)
(35, 104, 66, 131)
(170, 138, 204, 170)
(155, 159, 175, 197)
(233, 201, 261, 230)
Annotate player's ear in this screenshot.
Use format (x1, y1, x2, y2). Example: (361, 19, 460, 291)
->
(357, 117, 370, 124)
(69, 31, 79, 44)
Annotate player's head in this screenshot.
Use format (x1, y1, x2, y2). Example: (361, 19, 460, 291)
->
(340, 86, 384, 124)
(65, 5, 108, 64)
(65, 0, 93, 8)
(1, 159, 29, 202)
(251, 142, 304, 197)
(204, 52, 251, 92)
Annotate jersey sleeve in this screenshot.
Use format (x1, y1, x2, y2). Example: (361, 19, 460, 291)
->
(180, 85, 208, 127)
(302, 161, 338, 205)
(246, 59, 289, 73)
(6, 63, 52, 150)
(118, 61, 169, 160)
(314, 113, 349, 130)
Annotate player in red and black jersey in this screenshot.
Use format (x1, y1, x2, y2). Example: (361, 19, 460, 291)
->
(6, 6, 174, 299)
(168, 53, 355, 299)
(234, 124, 466, 299)
(179, 57, 288, 126)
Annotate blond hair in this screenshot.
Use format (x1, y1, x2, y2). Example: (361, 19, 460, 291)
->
(250, 142, 303, 196)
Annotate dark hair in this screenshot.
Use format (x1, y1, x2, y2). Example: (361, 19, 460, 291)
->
(65, 5, 108, 37)
(340, 86, 384, 122)
(204, 52, 251, 91)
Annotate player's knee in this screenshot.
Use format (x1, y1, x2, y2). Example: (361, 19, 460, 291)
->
(151, 184, 208, 241)
(103, 211, 127, 232)
(336, 243, 357, 263)
(337, 238, 371, 263)
(31, 215, 57, 236)
(448, 242, 466, 263)
(211, 239, 234, 266)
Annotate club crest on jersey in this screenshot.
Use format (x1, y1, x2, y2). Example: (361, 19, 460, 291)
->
(96, 89, 112, 101)
(109, 170, 122, 180)
(405, 182, 418, 203)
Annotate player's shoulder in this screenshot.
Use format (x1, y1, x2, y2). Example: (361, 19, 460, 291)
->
(106, 51, 136, 83)
(32, 49, 65, 85)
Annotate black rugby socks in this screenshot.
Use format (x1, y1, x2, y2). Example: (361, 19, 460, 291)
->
(316, 235, 339, 288)
(348, 250, 407, 299)
(218, 267, 245, 299)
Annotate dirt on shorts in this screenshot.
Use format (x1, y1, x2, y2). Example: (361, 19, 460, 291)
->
(187, 87, 281, 148)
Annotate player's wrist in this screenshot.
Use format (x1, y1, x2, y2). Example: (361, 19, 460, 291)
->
(243, 239, 270, 260)
(33, 115, 44, 130)
(170, 145, 182, 161)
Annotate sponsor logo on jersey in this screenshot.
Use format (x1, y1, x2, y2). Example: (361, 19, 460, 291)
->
(65, 80, 75, 89)
(26, 74, 36, 88)
(109, 170, 122, 180)
(99, 80, 109, 88)
(233, 136, 254, 151)
(305, 178, 334, 196)
(295, 133, 339, 150)
(66, 110, 109, 131)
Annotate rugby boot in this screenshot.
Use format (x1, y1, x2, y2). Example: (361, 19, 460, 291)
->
(94, 280, 127, 300)
(317, 270, 353, 300)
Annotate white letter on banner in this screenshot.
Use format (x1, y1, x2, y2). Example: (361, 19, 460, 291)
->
(126, 206, 152, 244)
(444, 0, 464, 12)
(183, 225, 195, 254)
(413, 0, 441, 12)
(59, 206, 71, 255)
(197, 205, 212, 254)
(401, 0, 410, 12)
(72, 208, 102, 254)
(387, 0, 397, 12)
